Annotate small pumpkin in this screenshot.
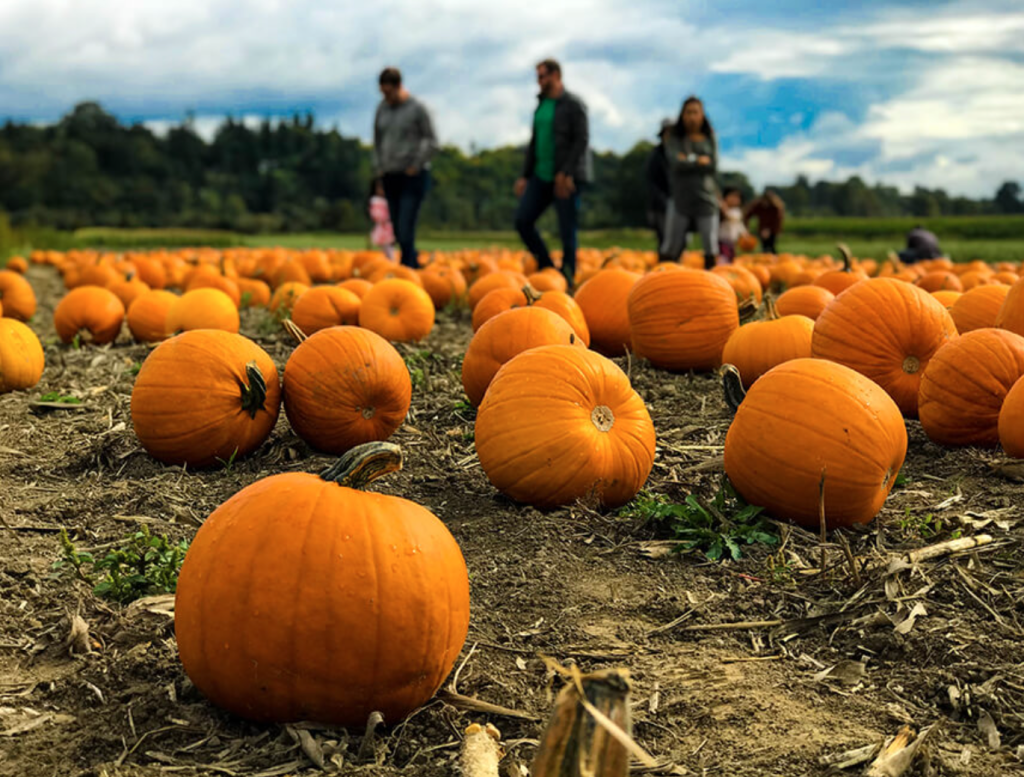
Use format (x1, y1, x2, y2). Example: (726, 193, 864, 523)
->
(774, 285, 834, 321)
(628, 269, 739, 372)
(283, 327, 411, 453)
(998, 376, 1024, 458)
(811, 278, 957, 417)
(472, 287, 528, 332)
(290, 287, 361, 335)
(812, 245, 868, 295)
(127, 290, 179, 343)
(475, 345, 656, 509)
(468, 271, 529, 310)
(269, 281, 311, 315)
(337, 278, 373, 300)
(949, 284, 1010, 334)
(358, 279, 435, 342)
(526, 270, 568, 293)
(419, 266, 467, 309)
(721, 297, 814, 388)
(574, 269, 641, 357)
(532, 289, 591, 346)
(712, 265, 763, 304)
(237, 278, 272, 308)
(109, 276, 151, 309)
(0, 318, 45, 393)
(174, 442, 470, 726)
(918, 328, 1024, 447)
(0, 270, 38, 322)
(166, 288, 240, 334)
(5, 256, 28, 274)
(53, 286, 125, 345)
(187, 274, 242, 308)
(723, 359, 907, 528)
(931, 290, 963, 309)
(131, 330, 281, 467)
(917, 271, 963, 293)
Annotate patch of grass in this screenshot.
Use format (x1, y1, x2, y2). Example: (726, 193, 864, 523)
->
(38, 392, 81, 404)
(621, 481, 778, 561)
(215, 447, 240, 471)
(53, 526, 189, 604)
(897, 508, 961, 541)
(404, 348, 442, 390)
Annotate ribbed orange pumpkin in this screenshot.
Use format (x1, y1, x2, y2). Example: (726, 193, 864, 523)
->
(237, 278, 272, 308)
(526, 270, 568, 293)
(918, 328, 1024, 447)
(998, 377, 1024, 458)
(949, 285, 1010, 333)
(721, 298, 814, 388)
(932, 290, 963, 309)
(269, 282, 311, 314)
(533, 290, 591, 346)
(812, 252, 868, 295)
(283, 327, 411, 453)
(628, 270, 739, 372)
(187, 274, 241, 307)
(712, 265, 763, 303)
(995, 277, 1024, 337)
(54, 286, 125, 345)
(109, 277, 150, 309)
(724, 359, 907, 528)
(462, 307, 580, 406)
(5, 256, 28, 274)
(472, 288, 528, 332)
(131, 330, 281, 467)
(127, 290, 178, 343)
(574, 269, 642, 357)
(166, 288, 240, 334)
(175, 443, 470, 726)
(811, 278, 957, 417)
(475, 345, 655, 508)
(775, 285, 834, 321)
(290, 287, 361, 335)
(359, 279, 435, 342)
(337, 278, 373, 300)
(0, 318, 45, 393)
(0, 270, 37, 322)
(917, 271, 963, 293)
(367, 264, 424, 287)
(419, 266, 467, 309)
(468, 271, 529, 310)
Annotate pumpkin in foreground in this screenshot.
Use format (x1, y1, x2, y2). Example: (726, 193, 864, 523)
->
(721, 296, 814, 389)
(131, 330, 281, 467)
(475, 345, 656, 509)
(175, 443, 470, 726)
(53, 285, 126, 345)
(0, 318, 45, 393)
(999, 376, 1024, 458)
(723, 359, 907, 529)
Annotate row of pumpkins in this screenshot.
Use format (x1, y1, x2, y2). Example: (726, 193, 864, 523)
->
(3, 244, 1024, 731)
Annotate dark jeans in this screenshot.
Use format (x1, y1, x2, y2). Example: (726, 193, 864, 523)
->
(514, 176, 581, 288)
(382, 170, 430, 268)
(761, 232, 777, 254)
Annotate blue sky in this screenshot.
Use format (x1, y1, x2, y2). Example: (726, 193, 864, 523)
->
(0, 0, 1021, 197)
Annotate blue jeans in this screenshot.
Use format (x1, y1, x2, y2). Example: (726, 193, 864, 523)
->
(382, 170, 430, 268)
(514, 176, 581, 287)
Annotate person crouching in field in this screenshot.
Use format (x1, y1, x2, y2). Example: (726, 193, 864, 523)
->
(898, 225, 943, 264)
(744, 188, 785, 254)
(514, 58, 592, 290)
(718, 187, 747, 263)
(660, 96, 720, 270)
(368, 178, 395, 260)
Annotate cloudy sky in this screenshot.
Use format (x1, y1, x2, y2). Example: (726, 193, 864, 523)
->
(0, 0, 1021, 197)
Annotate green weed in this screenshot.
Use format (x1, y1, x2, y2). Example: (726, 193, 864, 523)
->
(38, 392, 81, 404)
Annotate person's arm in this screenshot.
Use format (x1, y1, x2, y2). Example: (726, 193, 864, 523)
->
(702, 137, 717, 172)
(559, 97, 589, 178)
(372, 104, 383, 176)
(775, 200, 785, 232)
(742, 200, 758, 226)
(413, 102, 439, 170)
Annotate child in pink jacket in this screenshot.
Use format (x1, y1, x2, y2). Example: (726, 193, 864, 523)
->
(368, 178, 395, 260)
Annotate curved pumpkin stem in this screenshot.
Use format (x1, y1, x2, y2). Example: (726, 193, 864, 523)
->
(836, 243, 853, 272)
(522, 284, 543, 306)
(282, 318, 308, 345)
(737, 297, 759, 324)
(763, 294, 780, 321)
(320, 441, 403, 489)
(722, 364, 746, 414)
(239, 360, 268, 419)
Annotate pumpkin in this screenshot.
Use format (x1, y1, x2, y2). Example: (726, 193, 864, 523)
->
(775, 285, 834, 321)
(187, 274, 242, 308)
(472, 287, 528, 332)
(271, 262, 313, 288)
(931, 290, 963, 309)
(78, 262, 120, 289)
(628, 269, 739, 372)
(533, 290, 591, 346)
(462, 307, 580, 407)
(5, 256, 28, 274)
(475, 345, 655, 508)
(721, 297, 814, 388)
(949, 285, 1010, 334)
(998, 377, 1024, 458)
(812, 246, 868, 295)
(337, 278, 373, 300)
(166, 288, 240, 334)
(917, 271, 963, 293)
(918, 328, 1024, 447)
(367, 264, 424, 287)
(127, 290, 178, 343)
(574, 269, 642, 357)
(290, 287, 361, 335)
(133, 257, 167, 289)
(723, 359, 907, 528)
(0, 270, 37, 322)
(811, 278, 957, 417)
(131, 330, 281, 467)
(712, 265, 763, 304)
(269, 282, 311, 315)
(237, 278, 272, 308)
(175, 442, 470, 726)
(995, 277, 1024, 337)
(737, 234, 758, 253)
(0, 318, 45, 393)
(419, 266, 467, 309)
(109, 277, 150, 309)
(358, 279, 435, 342)
(468, 271, 529, 310)
(53, 286, 125, 345)
(526, 270, 568, 293)
(283, 327, 411, 453)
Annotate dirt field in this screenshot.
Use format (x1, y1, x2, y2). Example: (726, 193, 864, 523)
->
(2, 264, 1024, 776)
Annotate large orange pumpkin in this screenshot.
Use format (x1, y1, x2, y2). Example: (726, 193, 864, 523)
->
(918, 328, 1024, 447)
(290, 287, 361, 335)
(283, 327, 411, 453)
(574, 269, 641, 357)
(721, 298, 814, 388)
(723, 359, 907, 528)
(187, 274, 241, 308)
(998, 376, 1024, 458)
(166, 288, 240, 334)
(0, 318, 45, 393)
(54, 286, 125, 345)
(462, 307, 580, 407)
(127, 290, 178, 343)
(811, 278, 957, 417)
(775, 285, 834, 321)
(995, 277, 1024, 337)
(472, 287, 528, 332)
(131, 330, 281, 467)
(175, 443, 470, 726)
(628, 270, 739, 372)
(109, 277, 150, 309)
(949, 284, 1010, 334)
(0, 270, 38, 322)
(359, 279, 435, 342)
(475, 345, 655, 508)
(533, 290, 591, 346)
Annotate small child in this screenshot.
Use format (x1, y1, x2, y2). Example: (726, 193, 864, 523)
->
(368, 179, 395, 260)
(718, 187, 748, 263)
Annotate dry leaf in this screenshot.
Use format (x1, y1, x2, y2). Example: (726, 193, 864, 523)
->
(66, 614, 92, 655)
(978, 710, 1001, 751)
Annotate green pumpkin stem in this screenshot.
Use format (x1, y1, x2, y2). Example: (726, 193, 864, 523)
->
(522, 284, 543, 306)
(722, 364, 746, 414)
(836, 243, 853, 272)
(320, 442, 403, 489)
(239, 360, 268, 419)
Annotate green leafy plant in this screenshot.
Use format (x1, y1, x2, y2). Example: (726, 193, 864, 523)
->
(215, 447, 240, 471)
(53, 526, 189, 604)
(621, 481, 778, 561)
(38, 391, 81, 404)
(897, 508, 959, 540)
(403, 349, 441, 390)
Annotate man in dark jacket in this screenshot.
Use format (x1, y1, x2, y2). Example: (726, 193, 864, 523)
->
(645, 119, 673, 250)
(743, 188, 785, 254)
(514, 59, 592, 288)
(898, 225, 942, 264)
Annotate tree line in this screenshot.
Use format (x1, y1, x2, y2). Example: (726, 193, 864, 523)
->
(0, 102, 1019, 234)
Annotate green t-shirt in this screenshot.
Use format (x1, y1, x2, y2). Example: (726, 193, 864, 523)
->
(533, 99, 557, 182)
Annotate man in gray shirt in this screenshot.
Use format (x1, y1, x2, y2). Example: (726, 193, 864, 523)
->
(373, 67, 438, 268)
